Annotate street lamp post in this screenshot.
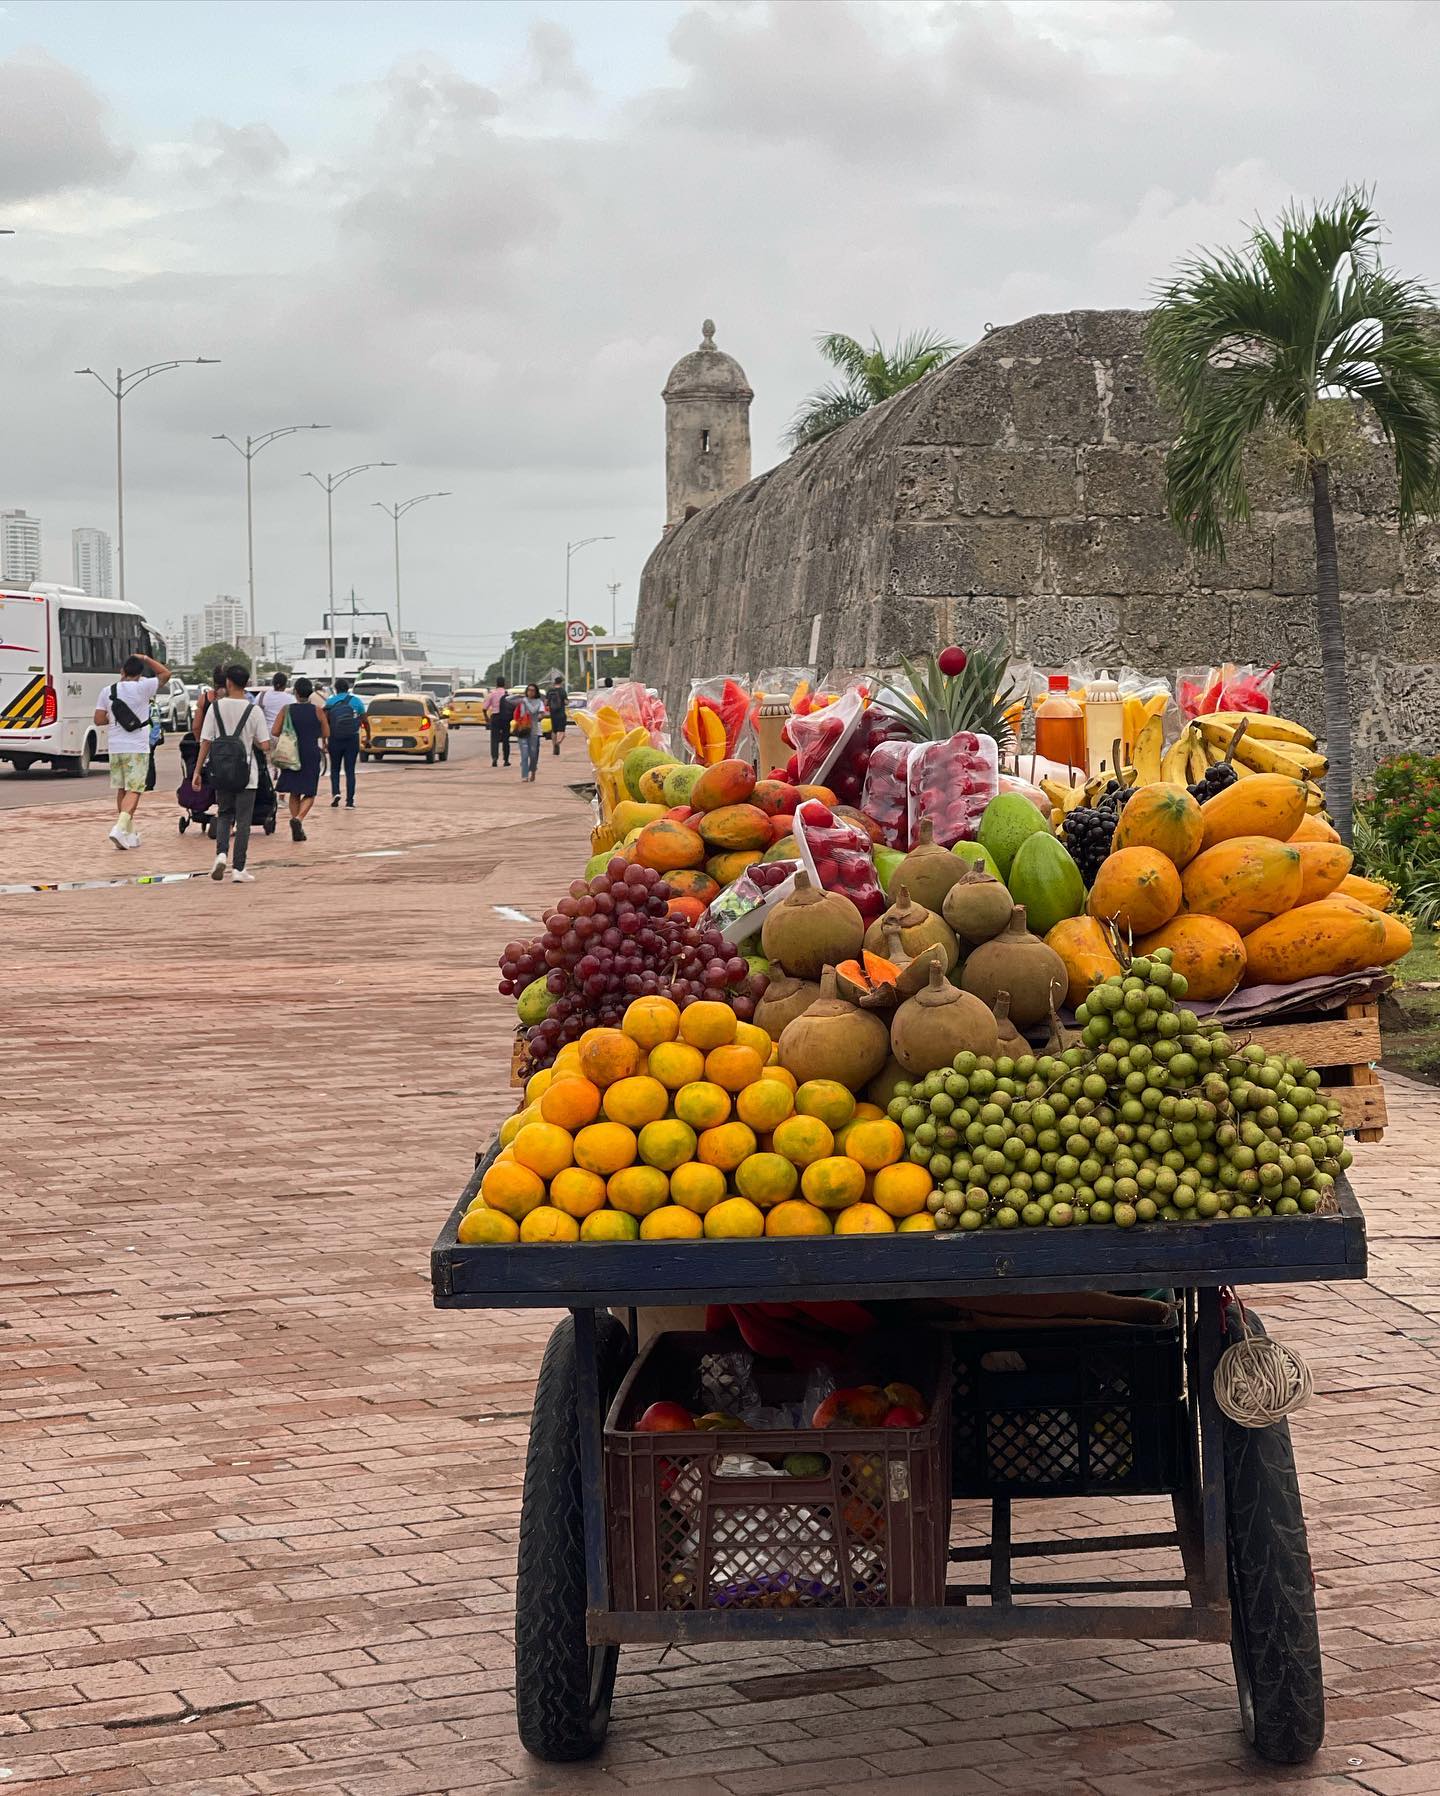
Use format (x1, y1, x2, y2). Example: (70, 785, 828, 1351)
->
(564, 535, 614, 690)
(75, 358, 220, 603)
(213, 425, 330, 647)
(373, 493, 450, 674)
(305, 463, 395, 685)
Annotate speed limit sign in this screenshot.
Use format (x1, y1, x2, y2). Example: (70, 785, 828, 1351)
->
(566, 620, 590, 645)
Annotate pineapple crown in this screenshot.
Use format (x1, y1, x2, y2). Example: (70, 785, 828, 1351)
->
(881, 640, 1020, 744)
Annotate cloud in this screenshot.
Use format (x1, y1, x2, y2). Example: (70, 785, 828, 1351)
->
(0, 49, 132, 201)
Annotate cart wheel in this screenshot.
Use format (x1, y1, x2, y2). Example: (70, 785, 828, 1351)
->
(1224, 1308, 1324, 1764)
(178, 816, 188, 833)
(515, 1312, 627, 1762)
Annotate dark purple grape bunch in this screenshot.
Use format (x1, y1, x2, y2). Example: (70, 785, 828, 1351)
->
(1061, 779, 1135, 888)
(1188, 761, 1238, 804)
(498, 857, 767, 1070)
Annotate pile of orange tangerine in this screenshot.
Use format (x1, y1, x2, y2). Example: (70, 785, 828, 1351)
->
(462, 994, 935, 1245)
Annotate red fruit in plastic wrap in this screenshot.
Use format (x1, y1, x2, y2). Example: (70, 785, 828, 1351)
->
(906, 732, 999, 846)
(861, 739, 918, 850)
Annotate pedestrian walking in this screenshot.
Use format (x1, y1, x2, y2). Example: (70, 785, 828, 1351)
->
(486, 680, 513, 768)
(143, 693, 163, 794)
(274, 676, 328, 841)
(546, 677, 568, 756)
(324, 677, 366, 808)
(94, 649, 170, 849)
(513, 683, 547, 782)
(192, 662, 269, 883)
(256, 671, 290, 731)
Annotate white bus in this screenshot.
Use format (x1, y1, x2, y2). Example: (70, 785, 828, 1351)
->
(0, 584, 166, 776)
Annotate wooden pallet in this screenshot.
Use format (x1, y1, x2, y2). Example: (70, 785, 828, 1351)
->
(1242, 998, 1385, 1142)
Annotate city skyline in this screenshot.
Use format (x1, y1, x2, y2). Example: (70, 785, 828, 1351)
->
(71, 526, 113, 598)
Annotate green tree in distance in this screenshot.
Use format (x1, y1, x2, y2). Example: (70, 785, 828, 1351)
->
(785, 330, 963, 451)
(1147, 190, 1440, 842)
(186, 641, 248, 681)
(483, 619, 628, 688)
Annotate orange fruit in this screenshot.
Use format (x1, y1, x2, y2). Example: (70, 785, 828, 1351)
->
(524, 1068, 554, 1104)
(872, 1162, 934, 1218)
(674, 1080, 731, 1130)
(833, 1202, 895, 1235)
(765, 1200, 832, 1238)
(578, 1030, 645, 1088)
(637, 1118, 697, 1173)
(852, 1101, 885, 1121)
(511, 1121, 575, 1180)
(552, 1042, 583, 1077)
(843, 1119, 905, 1172)
(771, 1114, 834, 1167)
(648, 1040, 706, 1090)
(704, 1044, 766, 1093)
(800, 1156, 867, 1212)
(601, 1075, 670, 1129)
(622, 995, 681, 1051)
(898, 1212, 936, 1233)
(760, 1065, 797, 1094)
(572, 1121, 638, 1176)
(549, 1166, 608, 1220)
(606, 1164, 670, 1218)
(703, 1196, 765, 1239)
(734, 1021, 774, 1060)
(580, 1209, 640, 1242)
(480, 1159, 546, 1221)
(678, 1000, 738, 1051)
(794, 1080, 856, 1131)
(696, 1121, 757, 1172)
(669, 1162, 727, 1215)
(540, 1076, 602, 1131)
(457, 1208, 520, 1244)
(520, 1206, 581, 1243)
(640, 1205, 704, 1241)
(498, 1102, 540, 1147)
(734, 1152, 799, 1206)
(735, 1078, 794, 1132)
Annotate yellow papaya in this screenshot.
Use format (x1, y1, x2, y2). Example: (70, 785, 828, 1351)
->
(1293, 840, 1353, 907)
(1336, 873, 1394, 911)
(1180, 836, 1303, 936)
(1045, 916, 1124, 1007)
(1198, 774, 1308, 851)
(1112, 783, 1205, 868)
(1135, 915, 1246, 1001)
(1241, 898, 1389, 985)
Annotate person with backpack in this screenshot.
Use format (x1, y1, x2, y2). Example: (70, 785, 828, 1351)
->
(485, 680, 512, 768)
(94, 650, 170, 850)
(324, 677, 366, 808)
(191, 662, 271, 883)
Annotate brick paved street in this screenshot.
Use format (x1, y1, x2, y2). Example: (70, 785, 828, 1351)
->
(5, 745, 1440, 1796)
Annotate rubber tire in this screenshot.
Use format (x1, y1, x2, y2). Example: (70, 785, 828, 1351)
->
(10, 754, 34, 774)
(425, 750, 435, 763)
(439, 743, 449, 762)
(60, 735, 95, 778)
(1224, 1308, 1325, 1764)
(514, 1312, 628, 1762)
(178, 817, 188, 834)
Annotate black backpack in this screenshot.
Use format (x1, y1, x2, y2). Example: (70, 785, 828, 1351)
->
(326, 696, 360, 741)
(208, 701, 256, 794)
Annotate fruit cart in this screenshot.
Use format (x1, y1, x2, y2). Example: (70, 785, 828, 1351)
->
(432, 1158, 1366, 1768)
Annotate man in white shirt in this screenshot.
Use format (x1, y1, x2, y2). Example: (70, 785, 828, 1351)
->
(94, 650, 170, 850)
(192, 663, 271, 884)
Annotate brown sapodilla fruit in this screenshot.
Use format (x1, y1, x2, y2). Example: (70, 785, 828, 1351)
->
(890, 961, 1001, 1076)
(777, 967, 891, 1089)
(959, 905, 1067, 1028)
(760, 871, 865, 980)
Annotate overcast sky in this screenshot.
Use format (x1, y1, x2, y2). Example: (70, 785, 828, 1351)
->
(3, 0, 1437, 668)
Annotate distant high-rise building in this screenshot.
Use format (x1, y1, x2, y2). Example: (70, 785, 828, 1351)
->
(203, 594, 248, 647)
(1, 510, 42, 583)
(71, 527, 113, 598)
(180, 613, 206, 664)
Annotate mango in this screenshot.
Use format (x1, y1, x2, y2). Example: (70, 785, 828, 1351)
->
(698, 803, 772, 852)
(661, 763, 705, 808)
(623, 745, 676, 802)
(692, 759, 758, 812)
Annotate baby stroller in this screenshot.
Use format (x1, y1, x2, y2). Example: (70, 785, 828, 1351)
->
(176, 732, 216, 837)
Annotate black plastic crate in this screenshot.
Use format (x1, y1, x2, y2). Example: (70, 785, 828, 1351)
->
(950, 1321, 1186, 1498)
(605, 1330, 951, 1613)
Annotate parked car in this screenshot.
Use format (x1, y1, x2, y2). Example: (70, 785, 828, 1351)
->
(360, 694, 451, 764)
(155, 677, 192, 733)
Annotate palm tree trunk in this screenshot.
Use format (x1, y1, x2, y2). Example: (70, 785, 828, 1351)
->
(1309, 460, 1353, 844)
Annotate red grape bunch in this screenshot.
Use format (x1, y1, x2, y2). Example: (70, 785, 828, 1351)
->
(498, 858, 767, 1070)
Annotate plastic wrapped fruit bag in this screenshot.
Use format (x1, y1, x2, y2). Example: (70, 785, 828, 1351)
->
(703, 860, 801, 944)
(824, 704, 912, 811)
(861, 738, 920, 849)
(907, 731, 999, 846)
(793, 799, 884, 921)
(1177, 662, 1278, 720)
(683, 676, 757, 764)
(783, 682, 864, 786)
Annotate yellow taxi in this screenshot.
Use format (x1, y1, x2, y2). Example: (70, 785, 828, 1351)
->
(360, 694, 451, 763)
(447, 688, 490, 726)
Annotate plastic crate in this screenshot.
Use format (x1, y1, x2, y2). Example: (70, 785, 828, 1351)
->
(605, 1330, 950, 1613)
(950, 1321, 1186, 1498)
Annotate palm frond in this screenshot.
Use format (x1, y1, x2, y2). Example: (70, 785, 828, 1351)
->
(784, 383, 869, 451)
(814, 332, 871, 385)
(786, 329, 963, 452)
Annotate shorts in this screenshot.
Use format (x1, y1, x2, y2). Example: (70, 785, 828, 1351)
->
(109, 752, 149, 793)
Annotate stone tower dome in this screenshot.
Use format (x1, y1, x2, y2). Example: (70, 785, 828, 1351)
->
(662, 318, 753, 531)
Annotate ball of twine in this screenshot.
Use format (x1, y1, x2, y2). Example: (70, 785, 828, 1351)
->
(1213, 1335, 1313, 1428)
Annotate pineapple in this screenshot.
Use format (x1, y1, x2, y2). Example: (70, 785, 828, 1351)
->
(879, 642, 1021, 746)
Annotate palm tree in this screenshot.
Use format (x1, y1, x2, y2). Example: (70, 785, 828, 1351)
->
(786, 330, 962, 451)
(1147, 191, 1440, 843)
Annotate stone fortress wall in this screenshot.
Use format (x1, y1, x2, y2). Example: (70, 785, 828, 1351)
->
(633, 309, 1439, 773)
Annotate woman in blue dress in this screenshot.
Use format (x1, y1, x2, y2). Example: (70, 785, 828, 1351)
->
(273, 676, 329, 841)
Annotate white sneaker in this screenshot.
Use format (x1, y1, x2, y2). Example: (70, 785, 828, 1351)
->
(210, 853, 227, 881)
(125, 829, 141, 848)
(109, 823, 131, 850)
(230, 868, 256, 883)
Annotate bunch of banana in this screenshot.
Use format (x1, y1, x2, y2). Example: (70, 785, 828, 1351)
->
(1194, 712, 1328, 780)
(1160, 723, 1211, 786)
(573, 707, 652, 818)
(1127, 715, 1165, 785)
(1122, 690, 1169, 755)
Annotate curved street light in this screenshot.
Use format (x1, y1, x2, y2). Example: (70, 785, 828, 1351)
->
(304, 463, 396, 684)
(373, 494, 450, 674)
(565, 535, 614, 689)
(75, 358, 220, 602)
(213, 424, 330, 644)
